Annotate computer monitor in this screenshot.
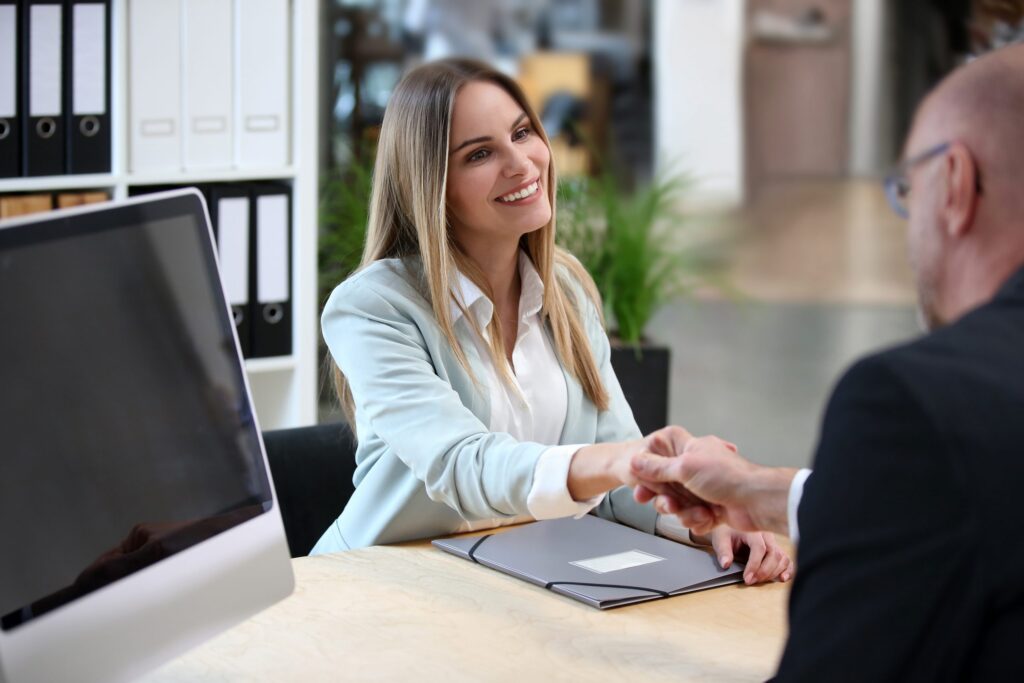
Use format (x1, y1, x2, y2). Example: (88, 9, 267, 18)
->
(0, 190, 294, 683)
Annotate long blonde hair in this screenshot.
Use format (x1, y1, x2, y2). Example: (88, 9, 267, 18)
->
(333, 58, 609, 425)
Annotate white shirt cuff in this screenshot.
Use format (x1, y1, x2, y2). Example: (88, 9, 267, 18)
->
(654, 514, 701, 547)
(526, 444, 605, 520)
(788, 468, 812, 544)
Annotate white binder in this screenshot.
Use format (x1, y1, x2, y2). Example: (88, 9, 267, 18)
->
(256, 193, 288, 305)
(25, 1, 64, 176)
(217, 194, 251, 348)
(67, 0, 111, 174)
(70, 4, 106, 118)
(248, 187, 290, 358)
(128, 0, 181, 172)
(0, 1, 18, 177)
(236, 0, 289, 169)
(0, 5, 14, 120)
(27, 4, 62, 122)
(252, 190, 291, 356)
(183, 0, 232, 170)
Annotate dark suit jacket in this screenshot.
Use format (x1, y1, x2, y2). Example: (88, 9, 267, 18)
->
(774, 267, 1024, 682)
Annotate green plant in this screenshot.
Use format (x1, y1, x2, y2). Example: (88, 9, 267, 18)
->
(318, 153, 374, 306)
(557, 168, 722, 348)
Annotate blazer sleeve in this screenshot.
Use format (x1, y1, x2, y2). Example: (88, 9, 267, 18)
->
(571, 279, 659, 534)
(774, 355, 980, 682)
(322, 278, 547, 521)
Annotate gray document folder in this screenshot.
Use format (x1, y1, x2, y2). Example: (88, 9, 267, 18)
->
(432, 515, 744, 609)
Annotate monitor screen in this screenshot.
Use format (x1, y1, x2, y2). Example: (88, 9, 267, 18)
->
(0, 194, 273, 630)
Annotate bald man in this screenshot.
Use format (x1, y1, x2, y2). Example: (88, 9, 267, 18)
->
(630, 44, 1024, 681)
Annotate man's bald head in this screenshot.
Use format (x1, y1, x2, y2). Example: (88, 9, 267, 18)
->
(911, 44, 1024, 208)
(903, 44, 1024, 329)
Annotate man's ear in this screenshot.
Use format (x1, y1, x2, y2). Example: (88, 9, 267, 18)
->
(943, 142, 980, 238)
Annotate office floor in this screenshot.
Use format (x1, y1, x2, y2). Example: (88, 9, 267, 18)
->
(723, 179, 916, 305)
(318, 179, 922, 469)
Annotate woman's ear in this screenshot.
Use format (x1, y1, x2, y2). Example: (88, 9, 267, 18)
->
(943, 142, 980, 238)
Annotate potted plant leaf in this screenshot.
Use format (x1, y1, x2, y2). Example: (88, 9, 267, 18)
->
(317, 151, 375, 412)
(557, 168, 720, 435)
(319, 154, 375, 309)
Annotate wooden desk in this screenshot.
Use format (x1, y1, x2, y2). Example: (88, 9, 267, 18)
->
(143, 538, 791, 682)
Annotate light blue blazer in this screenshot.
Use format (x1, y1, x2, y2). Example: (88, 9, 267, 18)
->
(311, 257, 658, 553)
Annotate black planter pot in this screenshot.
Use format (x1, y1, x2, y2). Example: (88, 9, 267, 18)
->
(610, 343, 670, 436)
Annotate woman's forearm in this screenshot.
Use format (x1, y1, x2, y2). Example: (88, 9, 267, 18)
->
(567, 441, 639, 501)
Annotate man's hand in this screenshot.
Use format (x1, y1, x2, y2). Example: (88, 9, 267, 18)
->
(632, 426, 797, 537)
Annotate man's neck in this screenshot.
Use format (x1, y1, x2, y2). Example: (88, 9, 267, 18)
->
(941, 248, 1024, 323)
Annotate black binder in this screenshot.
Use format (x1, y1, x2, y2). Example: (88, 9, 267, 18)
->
(0, 0, 20, 177)
(209, 184, 254, 358)
(22, 0, 65, 176)
(249, 183, 292, 358)
(65, 0, 110, 174)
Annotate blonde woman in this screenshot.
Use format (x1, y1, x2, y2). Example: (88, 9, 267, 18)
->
(313, 59, 791, 585)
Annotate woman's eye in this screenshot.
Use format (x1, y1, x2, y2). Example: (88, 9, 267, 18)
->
(513, 127, 531, 141)
(468, 149, 490, 163)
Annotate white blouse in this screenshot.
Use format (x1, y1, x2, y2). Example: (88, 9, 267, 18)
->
(453, 253, 599, 532)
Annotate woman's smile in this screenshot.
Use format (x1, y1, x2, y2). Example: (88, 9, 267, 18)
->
(495, 179, 541, 205)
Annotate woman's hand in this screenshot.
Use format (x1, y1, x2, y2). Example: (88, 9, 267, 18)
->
(568, 438, 648, 501)
(690, 527, 794, 585)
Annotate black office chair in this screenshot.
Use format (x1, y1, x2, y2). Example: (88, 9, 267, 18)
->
(261, 422, 357, 557)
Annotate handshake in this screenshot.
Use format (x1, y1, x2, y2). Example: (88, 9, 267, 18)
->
(628, 426, 799, 539)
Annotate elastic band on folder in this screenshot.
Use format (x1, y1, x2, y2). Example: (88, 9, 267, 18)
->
(465, 534, 670, 599)
(545, 581, 670, 598)
(466, 534, 492, 562)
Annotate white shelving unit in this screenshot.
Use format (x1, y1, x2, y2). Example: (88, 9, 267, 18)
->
(0, 0, 320, 430)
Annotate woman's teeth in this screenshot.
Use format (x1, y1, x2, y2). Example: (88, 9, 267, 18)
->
(498, 182, 539, 203)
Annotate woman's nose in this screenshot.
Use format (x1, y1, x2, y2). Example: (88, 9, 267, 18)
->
(503, 146, 532, 177)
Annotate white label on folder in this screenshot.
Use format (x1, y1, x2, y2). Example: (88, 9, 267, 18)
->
(0, 7, 15, 118)
(29, 5, 62, 117)
(73, 4, 106, 115)
(193, 116, 227, 133)
(140, 119, 175, 136)
(257, 194, 289, 302)
(571, 550, 664, 575)
(245, 115, 280, 132)
(218, 198, 250, 305)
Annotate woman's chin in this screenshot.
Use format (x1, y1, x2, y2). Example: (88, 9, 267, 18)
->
(473, 204, 551, 240)
(519, 206, 552, 234)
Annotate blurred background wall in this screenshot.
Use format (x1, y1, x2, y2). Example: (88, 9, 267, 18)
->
(654, 0, 745, 207)
(319, 0, 1023, 198)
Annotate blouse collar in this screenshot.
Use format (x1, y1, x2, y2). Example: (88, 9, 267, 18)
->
(449, 251, 545, 328)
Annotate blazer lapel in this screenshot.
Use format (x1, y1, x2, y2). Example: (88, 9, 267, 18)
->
(451, 317, 492, 425)
(549, 323, 592, 444)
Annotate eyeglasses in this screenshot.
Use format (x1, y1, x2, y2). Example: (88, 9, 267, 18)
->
(883, 142, 949, 219)
(883, 142, 983, 219)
